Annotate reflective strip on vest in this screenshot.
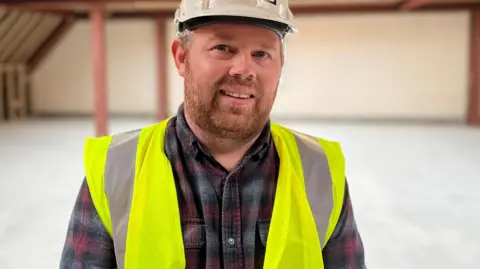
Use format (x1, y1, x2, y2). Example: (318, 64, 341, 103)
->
(104, 129, 333, 269)
(292, 131, 333, 247)
(104, 129, 141, 269)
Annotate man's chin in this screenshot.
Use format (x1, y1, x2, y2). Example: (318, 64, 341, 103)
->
(214, 112, 251, 124)
(216, 103, 254, 114)
(211, 112, 253, 128)
(204, 108, 268, 139)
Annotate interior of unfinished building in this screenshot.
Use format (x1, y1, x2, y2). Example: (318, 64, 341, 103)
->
(0, 0, 479, 268)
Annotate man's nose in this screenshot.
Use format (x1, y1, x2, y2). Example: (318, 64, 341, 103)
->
(229, 52, 256, 81)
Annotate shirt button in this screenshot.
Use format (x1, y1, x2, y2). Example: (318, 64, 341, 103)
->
(227, 237, 235, 246)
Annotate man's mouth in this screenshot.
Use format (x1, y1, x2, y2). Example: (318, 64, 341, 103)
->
(220, 90, 254, 99)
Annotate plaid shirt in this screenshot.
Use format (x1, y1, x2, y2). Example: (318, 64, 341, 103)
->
(60, 105, 365, 269)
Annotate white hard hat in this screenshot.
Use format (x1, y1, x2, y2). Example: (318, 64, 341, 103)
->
(174, 0, 297, 38)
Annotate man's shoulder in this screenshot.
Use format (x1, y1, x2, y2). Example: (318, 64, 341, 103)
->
(90, 117, 177, 144)
(271, 122, 340, 145)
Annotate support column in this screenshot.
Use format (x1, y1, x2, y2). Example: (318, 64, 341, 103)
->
(468, 10, 480, 126)
(91, 4, 108, 136)
(156, 15, 168, 121)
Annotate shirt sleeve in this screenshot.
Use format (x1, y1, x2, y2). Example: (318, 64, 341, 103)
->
(59, 178, 117, 269)
(322, 179, 366, 269)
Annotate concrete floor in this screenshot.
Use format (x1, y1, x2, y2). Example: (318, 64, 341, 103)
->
(0, 118, 479, 269)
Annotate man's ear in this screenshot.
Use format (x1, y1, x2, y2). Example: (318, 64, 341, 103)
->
(171, 37, 186, 77)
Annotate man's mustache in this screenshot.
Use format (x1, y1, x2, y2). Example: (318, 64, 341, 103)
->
(216, 76, 257, 89)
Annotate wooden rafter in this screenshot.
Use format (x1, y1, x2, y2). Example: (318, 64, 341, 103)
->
(401, 0, 431, 10)
(4, 0, 480, 15)
(27, 15, 75, 73)
(11, 0, 175, 2)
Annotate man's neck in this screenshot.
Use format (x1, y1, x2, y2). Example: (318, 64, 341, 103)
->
(202, 135, 258, 171)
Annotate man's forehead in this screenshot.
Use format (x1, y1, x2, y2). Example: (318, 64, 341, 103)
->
(208, 31, 235, 41)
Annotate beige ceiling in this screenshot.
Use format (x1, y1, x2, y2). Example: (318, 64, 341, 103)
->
(0, 0, 478, 65)
(3, 0, 480, 12)
(291, 0, 399, 5)
(0, 9, 63, 64)
(107, 0, 399, 11)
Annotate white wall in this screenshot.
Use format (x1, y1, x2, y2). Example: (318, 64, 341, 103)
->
(31, 19, 158, 115)
(273, 12, 470, 120)
(31, 12, 471, 120)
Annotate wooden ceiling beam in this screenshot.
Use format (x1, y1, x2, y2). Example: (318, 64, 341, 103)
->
(5, 1, 480, 16)
(291, 3, 399, 14)
(27, 15, 76, 73)
(6, 0, 176, 2)
(401, 0, 430, 10)
(401, 0, 480, 10)
(71, 10, 173, 19)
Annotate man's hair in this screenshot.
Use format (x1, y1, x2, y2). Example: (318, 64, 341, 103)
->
(179, 29, 194, 49)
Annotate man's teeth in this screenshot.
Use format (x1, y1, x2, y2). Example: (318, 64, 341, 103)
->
(223, 91, 251, 99)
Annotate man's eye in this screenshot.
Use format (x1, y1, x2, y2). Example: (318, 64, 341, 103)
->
(253, 51, 269, 59)
(215, 45, 230, 52)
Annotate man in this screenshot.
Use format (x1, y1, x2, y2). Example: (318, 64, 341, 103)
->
(60, 0, 366, 268)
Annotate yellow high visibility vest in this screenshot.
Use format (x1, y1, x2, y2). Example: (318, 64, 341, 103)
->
(83, 118, 346, 269)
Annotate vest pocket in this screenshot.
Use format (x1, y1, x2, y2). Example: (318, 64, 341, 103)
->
(182, 219, 206, 268)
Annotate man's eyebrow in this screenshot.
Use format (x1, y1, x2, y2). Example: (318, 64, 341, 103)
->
(206, 31, 279, 50)
(258, 41, 277, 50)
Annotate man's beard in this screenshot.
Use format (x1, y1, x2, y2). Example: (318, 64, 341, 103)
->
(183, 59, 275, 142)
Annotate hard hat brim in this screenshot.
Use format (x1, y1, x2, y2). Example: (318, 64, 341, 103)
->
(179, 15, 292, 38)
